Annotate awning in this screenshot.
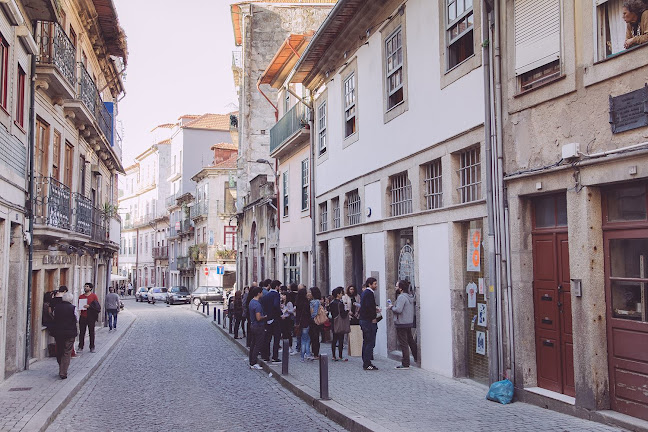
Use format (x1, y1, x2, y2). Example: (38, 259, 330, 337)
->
(110, 274, 128, 281)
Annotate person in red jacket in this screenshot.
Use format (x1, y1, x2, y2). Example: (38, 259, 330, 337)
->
(78, 283, 100, 353)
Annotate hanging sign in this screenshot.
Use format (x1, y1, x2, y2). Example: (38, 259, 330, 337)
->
(467, 228, 481, 272)
(476, 331, 486, 355)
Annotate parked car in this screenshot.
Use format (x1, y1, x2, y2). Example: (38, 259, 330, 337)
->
(135, 287, 149, 302)
(166, 286, 190, 305)
(149, 287, 167, 302)
(190, 286, 224, 306)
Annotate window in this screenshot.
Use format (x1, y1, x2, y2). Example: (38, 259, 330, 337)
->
(225, 226, 237, 250)
(458, 147, 481, 203)
(284, 253, 300, 285)
(16, 66, 25, 127)
(320, 202, 328, 232)
(284, 89, 290, 114)
(35, 118, 49, 177)
(345, 189, 361, 226)
(514, 0, 561, 90)
(318, 101, 327, 155)
(596, 0, 643, 59)
(69, 26, 76, 50)
(390, 172, 412, 216)
(283, 171, 289, 217)
(301, 159, 309, 211)
(344, 73, 356, 138)
(424, 159, 443, 210)
(79, 156, 86, 196)
(0, 35, 8, 109)
(533, 194, 567, 228)
(52, 130, 61, 180)
(446, 0, 474, 69)
(385, 27, 404, 109)
(332, 198, 341, 229)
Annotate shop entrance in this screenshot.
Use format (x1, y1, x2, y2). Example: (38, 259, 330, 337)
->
(532, 194, 575, 396)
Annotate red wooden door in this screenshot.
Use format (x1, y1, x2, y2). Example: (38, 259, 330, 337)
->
(532, 232, 575, 396)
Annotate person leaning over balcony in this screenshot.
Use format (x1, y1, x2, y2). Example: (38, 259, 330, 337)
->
(623, 0, 648, 48)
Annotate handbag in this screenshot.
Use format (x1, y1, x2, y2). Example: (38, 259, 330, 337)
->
(333, 303, 351, 334)
(314, 305, 329, 325)
(375, 312, 383, 323)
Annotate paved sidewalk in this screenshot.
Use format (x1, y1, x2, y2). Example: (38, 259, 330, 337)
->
(201, 308, 628, 432)
(0, 311, 136, 432)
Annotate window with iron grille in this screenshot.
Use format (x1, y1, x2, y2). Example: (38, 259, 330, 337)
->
(385, 27, 404, 110)
(318, 101, 327, 155)
(446, 0, 474, 70)
(320, 202, 328, 232)
(390, 172, 412, 216)
(332, 198, 340, 229)
(282, 171, 289, 217)
(301, 159, 309, 211)
(344, 73, 356, 138)
(458, 147, 481, 203)
(424, 159, 443, 210)
(346, 189, 361, 226)
(284, 253, 300, 285)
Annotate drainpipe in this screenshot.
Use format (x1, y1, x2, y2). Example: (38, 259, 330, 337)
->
(308, 92, 316, 289)
(24, 36, 36, 370)
(134, 227, 139, 290)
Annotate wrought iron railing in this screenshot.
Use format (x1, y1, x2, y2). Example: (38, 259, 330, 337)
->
(178, 219, 193, 235)
(78, 64, 100, 118)
(33, 176, 71, 230)
(97, 102, 113, 145)
(177, 256, 195, 271)
(166, 193, 178, 208)
(270, 103, 310, 154)
(190, 201, 208, 219)
(91, 206, 107, 242)
(73, 193, 92, 236)
(152, 246, 168, 259)
(37, 21, 76, 87)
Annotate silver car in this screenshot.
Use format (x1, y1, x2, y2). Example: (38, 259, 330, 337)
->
(149, 287, 168, 302)
(166, 286, 190, 305)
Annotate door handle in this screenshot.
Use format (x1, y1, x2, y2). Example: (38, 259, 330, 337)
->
(557, 285, 563, 292)
(543, 340, 554, 347)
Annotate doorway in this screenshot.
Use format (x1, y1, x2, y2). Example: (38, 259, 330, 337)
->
(532, 194, 575, 396)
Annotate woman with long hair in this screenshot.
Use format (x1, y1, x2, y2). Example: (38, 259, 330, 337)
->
(233, 291, 244, 339)
(309, 287, 323, 358)
(296, 288, 313, 361)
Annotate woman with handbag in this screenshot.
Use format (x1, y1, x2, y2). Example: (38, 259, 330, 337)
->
(309, 287, 324, 358)
(329, 287, 350, 361)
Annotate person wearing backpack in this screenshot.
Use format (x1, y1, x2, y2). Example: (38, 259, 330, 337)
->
(329, 287, 350, 361)
(389, 280, 418, 369)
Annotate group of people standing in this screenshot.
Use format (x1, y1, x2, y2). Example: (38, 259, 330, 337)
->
(227, 277, 417, 371)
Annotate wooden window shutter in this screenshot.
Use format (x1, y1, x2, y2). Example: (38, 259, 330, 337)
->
(514, 0, 561, 76)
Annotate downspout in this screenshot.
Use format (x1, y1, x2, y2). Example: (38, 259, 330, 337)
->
(24, 37, 36, 370)
(134, 227, 139, 290)
(309, 92, 316, 289)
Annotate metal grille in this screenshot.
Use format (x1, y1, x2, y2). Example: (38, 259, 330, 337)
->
(320, 202, 328, 232)
(390, 172, 412, 217)
(346, 190, 361, 226)
(424, 159, 443, 210)
(332, 198, 341, 229)
(458, 147, 481, 203)
(284, 253, 300, 284)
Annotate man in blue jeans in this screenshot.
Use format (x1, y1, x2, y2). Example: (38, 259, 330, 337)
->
(359, 277, 380, 370)
(105, 287, 121, 331)
(248, 287, 267, 370)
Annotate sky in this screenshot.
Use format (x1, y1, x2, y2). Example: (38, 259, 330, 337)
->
(113, 0, 239, 166)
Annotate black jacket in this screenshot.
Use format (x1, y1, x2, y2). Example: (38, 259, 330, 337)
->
(359, 288, 377, 321)
(52, 302, 78, 339)
(328, 299, 348, 320)
(260, 290, 281, 321)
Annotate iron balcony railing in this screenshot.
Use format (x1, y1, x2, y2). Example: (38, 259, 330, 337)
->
(270, 103, 310, 154)
(178, 219, 193, 235)
(190, 201, 208, 219)
(152, 246, 168, 259)
(169, 226, 178, 237)
(177, 256, 195, 271)
(78, 63, 113, 145)
(220, 197, 237, 216)
(33, 176, 71, 230)
(166, 193, 179, 208)
(91, 206, 107, 243)
(36, 21, 76, 87)
(73, 193, 92, 236)
(97, 102, 113, 146)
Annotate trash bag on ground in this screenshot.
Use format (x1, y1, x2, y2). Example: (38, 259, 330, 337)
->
(486, 379, 514, 404)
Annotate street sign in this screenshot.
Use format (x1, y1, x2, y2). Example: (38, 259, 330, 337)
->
(204, 267, 209, 276)
(216, 265, 224, 275)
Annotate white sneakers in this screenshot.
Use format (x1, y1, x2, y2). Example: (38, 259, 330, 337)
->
(249, 364, 263, 370)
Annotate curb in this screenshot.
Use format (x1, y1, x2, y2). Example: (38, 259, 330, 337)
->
(195, 308, 388, 432)
(24, 313, 137, 432)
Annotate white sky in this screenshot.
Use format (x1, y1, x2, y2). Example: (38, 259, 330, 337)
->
(113, 0, 238, 166)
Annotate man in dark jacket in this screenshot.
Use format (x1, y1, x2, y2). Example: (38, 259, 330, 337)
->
(359, 277, 380, 370)
(52, 292, 78, 379)
(260, 280, 282, 363)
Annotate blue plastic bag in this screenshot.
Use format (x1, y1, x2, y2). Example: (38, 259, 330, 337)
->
(486, 379, 514, 404)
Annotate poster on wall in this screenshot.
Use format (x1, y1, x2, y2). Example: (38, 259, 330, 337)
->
(467, 228, 481, 272)
(477, 303, 487, 327)
(478, 278, 484, 294)
(466, 282, 477, 308)
(209, 230, 214, 246)
(476, 331, 486, 355)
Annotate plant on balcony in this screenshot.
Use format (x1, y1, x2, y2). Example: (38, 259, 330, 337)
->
(102, 202, 119, 218)
(215, 249, 236, 260)
(189, 243, 208, 261)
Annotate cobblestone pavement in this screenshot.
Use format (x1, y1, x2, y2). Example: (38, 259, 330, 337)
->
(47, 300, 346, 432)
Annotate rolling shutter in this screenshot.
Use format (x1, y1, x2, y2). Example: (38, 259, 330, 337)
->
(515, 0, 561, 76)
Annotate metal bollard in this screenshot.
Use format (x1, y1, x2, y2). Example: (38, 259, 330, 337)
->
(218, 308, 221, 325)
(319, 354, 330, 400)
(206, 303, 210, 315)
(213, 307, 217, 321)
(282, 339, 289, 375)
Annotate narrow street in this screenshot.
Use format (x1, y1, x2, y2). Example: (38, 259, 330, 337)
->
(46, 300, 344, 432)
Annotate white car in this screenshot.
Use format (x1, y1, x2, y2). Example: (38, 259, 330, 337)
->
(149, 287, 168, 302)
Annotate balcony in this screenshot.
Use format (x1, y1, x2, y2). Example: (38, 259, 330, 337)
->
(169, 226, 178, 238)
(72, 193, 92, 236)
(152, 246, 168, 260)
(270, 103, 310, 156)
(166, 193, 179, 208)
(33, 176, 71, 231)
(177, 255, 195, 271)
(190, 201, 208, 219)
(35, 21, 76, 101)
(91, 207, 107, 243)
(178, 219, 194, 236)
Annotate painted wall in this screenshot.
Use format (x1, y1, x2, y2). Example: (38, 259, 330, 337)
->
(328, 237, 345, 290)
(278, 145, 312, 250)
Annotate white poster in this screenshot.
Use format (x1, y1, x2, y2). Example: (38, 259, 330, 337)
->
(477, 303, 487, 327)
(466, 282, 477, 308)
(209, 230, 214, 246)
(467, 229, 481, 272)
(476, 331, 486, 355)
(478, 278, 484, 294)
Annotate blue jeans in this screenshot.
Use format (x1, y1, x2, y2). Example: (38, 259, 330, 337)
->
(360, 319, 377, 368)
(107, 309, 118, 329)
(300, 326, 311, 360)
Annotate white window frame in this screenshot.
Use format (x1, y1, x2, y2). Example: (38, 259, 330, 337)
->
(446, 0, 474, 70)
(282, 170, 289, 218)
(385, 26, 404, 110)
(344, 73, 356, 138)
(320, 201, 328, 232)
(301, 158, 309, 211)
(318, 100, 327, 155)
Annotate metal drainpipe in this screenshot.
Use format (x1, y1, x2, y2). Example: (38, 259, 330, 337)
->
(134, 227, 139, 291)
(309, 93, 316, 289)
(24, 37, 37, 371)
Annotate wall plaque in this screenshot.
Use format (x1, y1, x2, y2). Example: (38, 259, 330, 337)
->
(609, 84, 648, 134)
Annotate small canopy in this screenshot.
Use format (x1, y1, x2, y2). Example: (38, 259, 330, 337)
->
(110, 274, 128, 281)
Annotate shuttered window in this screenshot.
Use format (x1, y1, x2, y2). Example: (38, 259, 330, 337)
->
(514, 0, 561, 76)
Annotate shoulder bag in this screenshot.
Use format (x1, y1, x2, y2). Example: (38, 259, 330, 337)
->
(333, 302, 351, 334)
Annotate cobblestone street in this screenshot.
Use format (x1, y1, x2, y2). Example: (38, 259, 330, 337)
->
(47, 300, 345, 432)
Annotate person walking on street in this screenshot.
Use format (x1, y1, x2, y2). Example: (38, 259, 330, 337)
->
(248, 287, 266, 369)
(127, 282, 133, 297)
(296, 288, 313, 362)
(359, 277, 380, 370)
(233, 291, 244, 339)
(106, 287, 120, 331)
(52, 292, 78, 379)
(329, 287, 349, 361)
(78, 283, 100, 353)
(388, 280, 417, 369)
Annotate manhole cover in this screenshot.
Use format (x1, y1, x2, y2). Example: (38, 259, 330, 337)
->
(8, 387, 32, 392)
